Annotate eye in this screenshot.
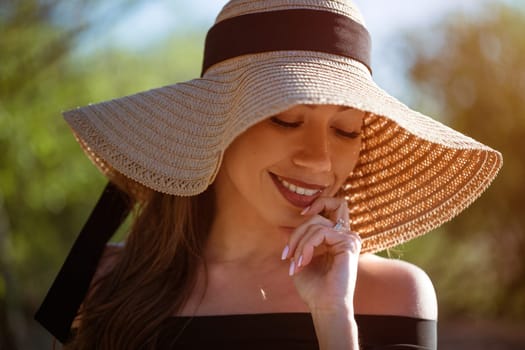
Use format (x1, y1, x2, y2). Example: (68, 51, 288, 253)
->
(334, 128, 361, 139)
(270, 116, 303, 128)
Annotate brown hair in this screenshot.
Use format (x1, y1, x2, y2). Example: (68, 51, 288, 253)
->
(65, 180, 215, 349)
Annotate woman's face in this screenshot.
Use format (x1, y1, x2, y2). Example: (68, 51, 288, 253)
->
(214, 104, 364, 228)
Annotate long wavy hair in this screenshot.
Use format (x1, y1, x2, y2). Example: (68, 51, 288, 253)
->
(65, 178, 215, 349)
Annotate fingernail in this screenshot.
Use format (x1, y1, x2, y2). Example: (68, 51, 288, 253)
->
(300, 206, 310, 215)
(289, 260, 296, 276)
(281, 245, 289, 260)
(297, 255, 303, 267)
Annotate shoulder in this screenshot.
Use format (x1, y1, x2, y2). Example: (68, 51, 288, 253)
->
(355, 253, 437, 320)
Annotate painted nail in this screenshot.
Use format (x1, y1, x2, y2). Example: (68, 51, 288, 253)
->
(281, 245, 289, 260)
(289, 260, 296, 276)
(300, 206, 310, 215)
(297, 255, 303, 267)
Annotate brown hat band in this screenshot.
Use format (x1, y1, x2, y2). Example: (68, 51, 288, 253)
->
(202, 9, 372, 76)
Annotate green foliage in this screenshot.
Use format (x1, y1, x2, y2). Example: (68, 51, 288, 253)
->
(0, 1, 205, 348)
(2, 0, 525, 348)
(400, 3, 525, 320)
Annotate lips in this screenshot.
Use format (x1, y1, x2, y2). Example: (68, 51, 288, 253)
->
(270, 173, 326, 208)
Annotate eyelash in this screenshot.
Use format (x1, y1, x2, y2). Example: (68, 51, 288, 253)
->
(335, 129, 361, 139)
(270, 117, 302, 128)
(270, 117, 360, 139)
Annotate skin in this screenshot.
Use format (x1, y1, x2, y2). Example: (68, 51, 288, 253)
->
(201, 104, 364, 348)
(92, 104, 438, 349)
(206, 104, 363, 263)
(187, 104, 436, 348)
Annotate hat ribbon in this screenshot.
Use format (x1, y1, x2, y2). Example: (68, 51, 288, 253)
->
(202, 8, 372, 76)
(34, 182, 130, 343)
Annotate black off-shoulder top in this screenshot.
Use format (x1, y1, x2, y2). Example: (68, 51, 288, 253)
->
(157, 313, 437, 349)
(33, 186, 437, 349)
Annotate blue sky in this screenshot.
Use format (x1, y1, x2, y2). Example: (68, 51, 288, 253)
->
(107, 0, 489, 49)
(98, 0, 513, 99)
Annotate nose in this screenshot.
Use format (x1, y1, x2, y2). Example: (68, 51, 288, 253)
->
(291, 131, 332, 172)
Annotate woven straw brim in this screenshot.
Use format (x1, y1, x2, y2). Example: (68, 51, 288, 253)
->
(64, 51, 502, 253)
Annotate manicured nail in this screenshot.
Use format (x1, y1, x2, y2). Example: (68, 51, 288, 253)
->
(297, 255, 303, 267)
(281, 245, 289, 260)
(300, 206, 310, 215)
(289, 260, 296, 276)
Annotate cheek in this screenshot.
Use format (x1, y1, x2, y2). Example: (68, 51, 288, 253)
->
(221, 128, 279, 179)
(234, 126, 290, 164)
(333, 142, 361, 185)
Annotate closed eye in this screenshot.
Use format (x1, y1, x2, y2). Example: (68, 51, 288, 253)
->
(270, 117, 302, 128)
(334, 128, 361, 139)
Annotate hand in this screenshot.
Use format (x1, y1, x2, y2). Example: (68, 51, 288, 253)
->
(281, 196, 362, 312)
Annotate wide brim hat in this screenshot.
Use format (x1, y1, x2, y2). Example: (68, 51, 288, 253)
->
(63, 0, 502, 254)
(36, 0, 502, 341)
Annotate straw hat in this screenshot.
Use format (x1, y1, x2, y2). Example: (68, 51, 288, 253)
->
(63, 0, 502, 254)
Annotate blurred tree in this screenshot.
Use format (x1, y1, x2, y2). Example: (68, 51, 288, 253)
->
(400, 3, 525, 320)
(0, 0, 144, 98)
(5, 0, 521, 347)
(0, 1, 184, 348)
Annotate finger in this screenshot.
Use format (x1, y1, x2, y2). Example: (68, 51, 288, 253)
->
(293, 225, 329, 268)
(282, 216, 332, 260)
(302, 196, 350, 228)
(292, 228, 362, 275)
(291, 231, 356, 276)
(341, 231, 362, 256)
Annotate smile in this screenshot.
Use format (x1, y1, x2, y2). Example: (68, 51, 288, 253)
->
(277, 176, 321, 196)
(270, 173, 326, 208)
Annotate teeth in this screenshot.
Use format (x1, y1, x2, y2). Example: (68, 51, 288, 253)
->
(278, 177, 321, 196)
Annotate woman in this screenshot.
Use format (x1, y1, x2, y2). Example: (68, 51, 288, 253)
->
(36, 0, 502, 349)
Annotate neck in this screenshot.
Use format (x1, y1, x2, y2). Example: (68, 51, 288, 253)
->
(204, 189, 289, 267)
(205, 209, 288, 266)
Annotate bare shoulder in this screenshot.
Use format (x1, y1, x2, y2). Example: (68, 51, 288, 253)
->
(355, 253, 438, 320)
